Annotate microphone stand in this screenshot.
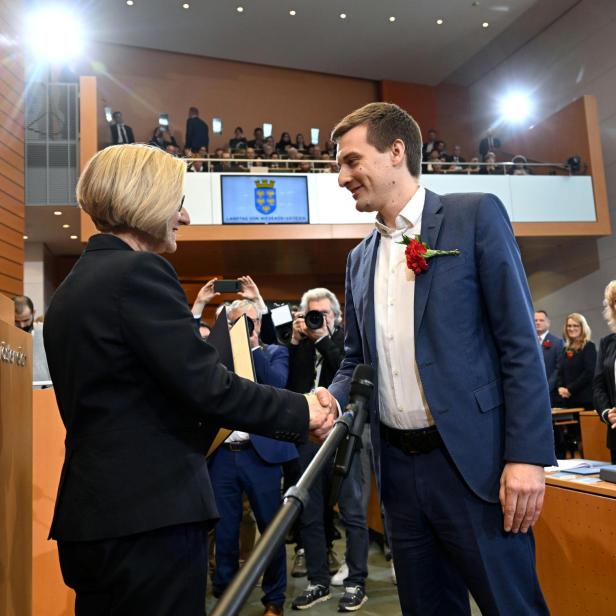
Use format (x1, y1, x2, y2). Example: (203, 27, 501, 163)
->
(210, 410, 358, 616)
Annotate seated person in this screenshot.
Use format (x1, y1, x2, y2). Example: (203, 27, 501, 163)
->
(229, 127, 247, 151)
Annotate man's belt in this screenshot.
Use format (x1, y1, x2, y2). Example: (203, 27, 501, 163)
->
(222, 441, 251, 452)
(380, 424, 442, 455)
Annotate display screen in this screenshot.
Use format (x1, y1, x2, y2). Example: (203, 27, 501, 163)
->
(221, 175, 309, 224)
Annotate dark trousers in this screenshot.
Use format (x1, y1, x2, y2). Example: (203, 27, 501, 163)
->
(380, 439, 549, 616)
(58, 522, 209, 616)
(208, 445, 287, 608)
(298, 441, 369, 588)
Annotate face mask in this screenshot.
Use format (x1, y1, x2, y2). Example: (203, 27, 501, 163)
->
(18, 323, 33, 333)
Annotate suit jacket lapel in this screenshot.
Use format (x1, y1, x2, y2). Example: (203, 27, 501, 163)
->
(414, 190, 444, 336)
(362, 230, 380, 363)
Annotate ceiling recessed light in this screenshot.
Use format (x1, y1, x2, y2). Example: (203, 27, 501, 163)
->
(482, 21, 489, 28)
(389, 16, 396, 23)
(70, 235, 78, 240)
(289, 9, 296, 16)
(62, 223, 70, 229)
(236, 6, 244, 12)
(53, 210, 62, 216)
(339, 13, 347, 20)
(23, 235, 28, 240)
(436, 18, 444, 25)
(182, 2, 190, 8)
(472, 1, 480, 6)
(126, 0, 134, 5)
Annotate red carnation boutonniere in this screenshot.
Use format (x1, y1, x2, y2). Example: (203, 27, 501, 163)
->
(566, 350, 575, 359)
(542, 339, 552, 349)
(397, 234, 461, 276)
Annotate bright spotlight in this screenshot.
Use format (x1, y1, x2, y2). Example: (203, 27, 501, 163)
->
(26, 6, 85, 63)
(499, 92, 532, 123)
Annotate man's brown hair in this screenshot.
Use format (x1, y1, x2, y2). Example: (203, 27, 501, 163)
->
(331, 102, 423, 178)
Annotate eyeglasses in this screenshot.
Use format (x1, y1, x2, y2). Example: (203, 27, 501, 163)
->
(178, 195, 185, 212)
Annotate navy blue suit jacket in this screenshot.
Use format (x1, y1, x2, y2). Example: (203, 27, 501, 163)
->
(330, 190, 555, 503)
(185, 116, 209, 151)
(542, 331, 564, 392)
(251, 344, 299, 464)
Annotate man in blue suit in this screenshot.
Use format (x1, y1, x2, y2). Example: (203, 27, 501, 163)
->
(535, 309, 564, 401)
(326, 103, 555, 615)
(209, 299, 297, 616)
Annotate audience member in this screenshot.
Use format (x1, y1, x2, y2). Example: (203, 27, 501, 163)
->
(468, 156, 481, 173)
(149, 126, 177, 150)
(248, 127, 265, 151)
(479, 131, 501, 159)
(324, 139, 337, 158)
(185, 107, 209, 153)
(287, 288, 369, 612)
(553, 313, 596, 410)
(511, 154, 531, 175)
(535, 310, 564, 401)
(295, 133, 308, 153)
(447, 144, 466, 172)
(424, 150, 444, 174)
(480, 151, 501, 174)
(229, 127, 247, 151)
(434, 139, 448, 158)
(593, 280, 616, 463)
(14, 294, 50, 384)
(109, 111, 135, 145)
(187, 159, 206, 172)
(422, 128, 438, 160)
(208, 298, 298, 616)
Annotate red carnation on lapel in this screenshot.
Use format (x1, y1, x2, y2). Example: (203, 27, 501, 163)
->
(542, 339, 552, 349)
(397, 234, 461, 276)
(566, 350, 574, 359)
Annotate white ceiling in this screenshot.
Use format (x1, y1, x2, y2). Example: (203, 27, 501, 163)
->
(79, 0, 566, 86)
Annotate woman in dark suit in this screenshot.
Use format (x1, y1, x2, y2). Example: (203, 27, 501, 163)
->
(593, 281, 616, 463)
(43, 144, 331, 615)
(553, 312, 596, 409)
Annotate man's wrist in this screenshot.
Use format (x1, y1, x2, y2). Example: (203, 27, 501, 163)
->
(601, 408, 611, 423)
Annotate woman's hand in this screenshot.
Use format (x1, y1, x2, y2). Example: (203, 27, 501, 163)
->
(558, 387, 571, 399)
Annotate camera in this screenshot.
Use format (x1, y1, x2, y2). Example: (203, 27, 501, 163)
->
(304, 310, 325, 331)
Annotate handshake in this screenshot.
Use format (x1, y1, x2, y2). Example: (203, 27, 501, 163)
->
(304, 387, 339, 441)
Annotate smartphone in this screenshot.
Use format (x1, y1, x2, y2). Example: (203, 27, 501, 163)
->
(310, 127, 320, 145)
(271, 304, 293, 327)
(214, 279, 241, 293)
(159, 113, 169, 127)
(212, 117, 223, 134)
(104, 106, 113, 123)
(263, 122, 273, 138)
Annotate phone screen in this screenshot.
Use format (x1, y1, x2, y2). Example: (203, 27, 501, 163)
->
(213, 279, 241, 293)
(212, 118, 222, 134)
(271, 304, 293, 327)
(159, 113, 169, 127)
(310, 128, 320, 145)
(263, 122, 273, 138)
(104, 107, 113, 123)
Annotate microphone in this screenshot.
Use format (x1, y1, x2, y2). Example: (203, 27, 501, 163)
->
(328, 364, 374, 507)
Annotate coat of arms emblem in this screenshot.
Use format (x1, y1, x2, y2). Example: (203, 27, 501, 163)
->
(254, 179, 276, 215)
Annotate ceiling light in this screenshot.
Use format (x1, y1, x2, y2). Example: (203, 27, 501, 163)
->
(339, 13, 347, 20)
(62, 224, 70, 229)
(53, 210, 62, 216)
(389, 16, 396, 23)
(289, 10, 296, 16)
(182, 2, 190, 8)
(70, 235, 78, 240)
(436, 18, 444, 25)
(23, 235, 28, 240)
(499, 92, 532, 123)
(482, 22, 489, 28)
(126, 0, 134, 5)
(237, 6, 244, 12)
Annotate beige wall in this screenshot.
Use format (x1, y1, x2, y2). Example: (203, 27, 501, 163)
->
(76, 42, 378, 151)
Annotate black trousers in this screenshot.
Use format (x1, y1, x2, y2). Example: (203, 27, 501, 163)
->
(57, 522, 209, 616)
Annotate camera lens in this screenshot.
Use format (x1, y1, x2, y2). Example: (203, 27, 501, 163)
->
(304, 310, 324, 330)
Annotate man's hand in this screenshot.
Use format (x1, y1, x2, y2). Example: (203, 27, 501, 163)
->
(191, 278, 219, 317)
(557, 387, 571, 399)
(606, 407, 616, 429)
(303, 319, 330, 342)
(238, 276, 263, 303)
(305, 390, 337, 442)
(290, 314, 308, 345)
(499, 463, 545, 533)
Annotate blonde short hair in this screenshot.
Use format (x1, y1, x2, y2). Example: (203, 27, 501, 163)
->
(77, 144, 185, 241)
(602, 281, 616, 333)
(563, 312, 591, 351)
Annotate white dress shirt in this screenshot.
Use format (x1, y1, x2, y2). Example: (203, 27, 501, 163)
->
(374, 186, 434, 430)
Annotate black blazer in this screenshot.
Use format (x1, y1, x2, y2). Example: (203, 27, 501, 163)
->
(556, 341, 597, 408)
(110, 123, 135, 144)
(593, 333, 616, 451)
(287, 326, 344, 393)
(542, 332, 564, 392)
(44, 234, 308, 542)
(185, 117, 209, 151)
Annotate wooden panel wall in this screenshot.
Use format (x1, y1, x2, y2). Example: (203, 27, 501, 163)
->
(0, 0, 24, 296)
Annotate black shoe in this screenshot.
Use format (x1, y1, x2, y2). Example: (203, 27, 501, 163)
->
(291, 584, 331, 610)
(338, 586, 368, 612)
(291, 548, 307, 578)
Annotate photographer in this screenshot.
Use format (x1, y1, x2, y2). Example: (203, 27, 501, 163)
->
(287, 288, 369, 612)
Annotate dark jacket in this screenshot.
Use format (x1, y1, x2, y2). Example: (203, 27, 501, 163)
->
(110, 123, 135, 145)
(287, 326, 344, 394)
(43, 234, 307, 542)
(185, 116, 209, 151)
(593, 333, 616, 451)
(541, 332, 564, 393)
(556, 341, 597, 408)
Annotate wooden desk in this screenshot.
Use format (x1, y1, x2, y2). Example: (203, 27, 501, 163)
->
(579, 411, 611, 461)
(551, 407, 584, 417)
(535, 472, 616, 615)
